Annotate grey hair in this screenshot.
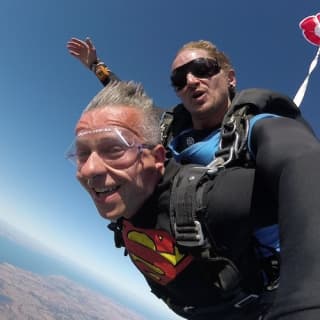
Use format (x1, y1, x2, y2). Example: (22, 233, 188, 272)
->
(83, 81, 161, 145)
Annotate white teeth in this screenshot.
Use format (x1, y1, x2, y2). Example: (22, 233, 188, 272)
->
(94, 186, 118, 194)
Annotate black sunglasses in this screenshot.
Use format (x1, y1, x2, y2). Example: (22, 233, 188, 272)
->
(170, 58, 221, 91)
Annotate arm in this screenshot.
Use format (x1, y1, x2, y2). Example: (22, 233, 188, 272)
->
(66, 37, 120, 86)
(251, 117, 320, 319)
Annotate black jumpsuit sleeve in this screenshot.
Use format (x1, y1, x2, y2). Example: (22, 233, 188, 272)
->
(98, 70, 120, 86)
(250, 117, 320, 320)
(92, 60, 120, 86)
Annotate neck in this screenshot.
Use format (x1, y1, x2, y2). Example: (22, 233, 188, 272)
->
(192, 106, 227, 130)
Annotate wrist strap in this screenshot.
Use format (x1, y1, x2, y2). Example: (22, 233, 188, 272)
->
(89, 58, 101, 72)
(89, 59, 111, 82)
(95, 62, 111, 81)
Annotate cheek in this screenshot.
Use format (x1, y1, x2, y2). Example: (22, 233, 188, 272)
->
(212, 76, 229, 90)
(126, 167, 148, 189)
(76, 172, 89, 191)
(176, 86, 188, 98)
(207, 78, 228, 98)
(134, 173, 153, 195)
(126, 162, 157, 195)
(176, 91, 184, 101)
(177, 90, 190, 107)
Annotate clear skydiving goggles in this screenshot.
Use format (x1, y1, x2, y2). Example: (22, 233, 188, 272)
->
(65, 126, 154, 169)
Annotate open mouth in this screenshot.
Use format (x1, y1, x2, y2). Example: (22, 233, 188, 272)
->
(192, 91, 205, 99)
(93, 185, 120, 197)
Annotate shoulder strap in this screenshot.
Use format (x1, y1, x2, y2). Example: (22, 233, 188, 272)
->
(169, 163, 243, 296)
(107, 219, 127, 255)
(215, 105, 251, 167)
(215, 88, 307, 168)
(169, 162, 238, 257)
(170, 164, 213, 253)
(230, 88, 301, 117)
(159, 111, 174, 147)
(159, 103, 193, 147)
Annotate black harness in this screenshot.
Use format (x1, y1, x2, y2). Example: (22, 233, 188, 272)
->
(165, 89, 305, 315)
(110, 89, 306, 318)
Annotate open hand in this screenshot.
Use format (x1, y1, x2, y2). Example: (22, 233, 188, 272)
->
(67, 37, 98, 69)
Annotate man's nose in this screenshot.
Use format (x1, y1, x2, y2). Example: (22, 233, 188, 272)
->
(79, 151, 107, 177)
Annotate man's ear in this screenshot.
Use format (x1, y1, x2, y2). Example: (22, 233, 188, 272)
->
(152, 144, 166, 172)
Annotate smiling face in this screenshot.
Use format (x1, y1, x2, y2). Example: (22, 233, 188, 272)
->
(75, 106, 165, 220)
(171, 48, 236, 129)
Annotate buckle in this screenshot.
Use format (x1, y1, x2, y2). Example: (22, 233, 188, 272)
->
(174, 220, 205, 247)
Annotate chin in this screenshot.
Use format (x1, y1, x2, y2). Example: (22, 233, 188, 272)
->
(96, 206, 120, 221)
(105, 212, 123, 221)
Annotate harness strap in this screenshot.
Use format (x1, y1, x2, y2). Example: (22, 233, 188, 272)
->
(170, 165, 217, 250)
(164, 287, 275, 320)
(170, 163, 244, 297)
(159, 111, 174, 147)
(108, 219, 127, 255)
(215, 105, 251, 167)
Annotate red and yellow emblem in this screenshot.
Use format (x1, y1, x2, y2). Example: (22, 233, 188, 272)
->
(122, 220, 194, 285)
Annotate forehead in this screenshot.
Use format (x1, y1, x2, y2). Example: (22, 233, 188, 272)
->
(76, 106, 142, 136)
(172, 49, 211, 70)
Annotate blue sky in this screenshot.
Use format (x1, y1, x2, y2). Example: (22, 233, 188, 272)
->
(0, 1, 320, 319)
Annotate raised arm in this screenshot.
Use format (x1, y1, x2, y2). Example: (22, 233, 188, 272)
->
(66, 37, 120, 86)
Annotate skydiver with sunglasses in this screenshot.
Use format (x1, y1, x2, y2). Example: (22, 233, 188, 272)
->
(67, 37, 320, 319)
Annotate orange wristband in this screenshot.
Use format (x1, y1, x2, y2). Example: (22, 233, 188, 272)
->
(95, 62, 110, 81)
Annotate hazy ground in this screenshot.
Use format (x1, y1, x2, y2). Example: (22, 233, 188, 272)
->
(0, 263, 145, 320)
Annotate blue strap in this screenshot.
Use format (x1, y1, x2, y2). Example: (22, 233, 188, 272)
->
(247, 113, 279, 156)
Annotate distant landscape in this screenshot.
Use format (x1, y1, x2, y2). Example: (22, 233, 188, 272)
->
(0, 262, 145, 320)
(0, 219, 147, 320)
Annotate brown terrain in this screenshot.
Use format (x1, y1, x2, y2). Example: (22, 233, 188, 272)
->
(0, 262, 145, 320)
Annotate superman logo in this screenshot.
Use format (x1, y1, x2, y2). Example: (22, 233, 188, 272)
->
(122, 220, 193, 285)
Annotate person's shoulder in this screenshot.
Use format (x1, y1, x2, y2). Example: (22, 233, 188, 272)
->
(164, 158, 181, 173)
(231, 88, 301, 119)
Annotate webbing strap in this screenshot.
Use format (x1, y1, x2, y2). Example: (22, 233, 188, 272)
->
(169, 164, 253, 300)
(215, 105, 250, 167)
(170, 163, 223, 252)
(159, 111, 174, 147)
(170, 165, 209, 247)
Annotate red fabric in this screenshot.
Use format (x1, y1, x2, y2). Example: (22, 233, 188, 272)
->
(299, 13, 320, 46)
(122, 220, 193, 285)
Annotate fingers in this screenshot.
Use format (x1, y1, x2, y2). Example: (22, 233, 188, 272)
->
(67, 49, 80, 57)
(66, 36, 98, 68)
(66, 44, 82, 57)
(67, 37, 88, 51)
(85, 37, 95, 50)
(68, 37, 86, 46)
(67, 37, 96, 54)
(66, 38, 87, 57)
(67, 37, 94, 49)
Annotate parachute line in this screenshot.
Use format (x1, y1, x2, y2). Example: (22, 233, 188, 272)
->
(293, 46, 320, 107)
